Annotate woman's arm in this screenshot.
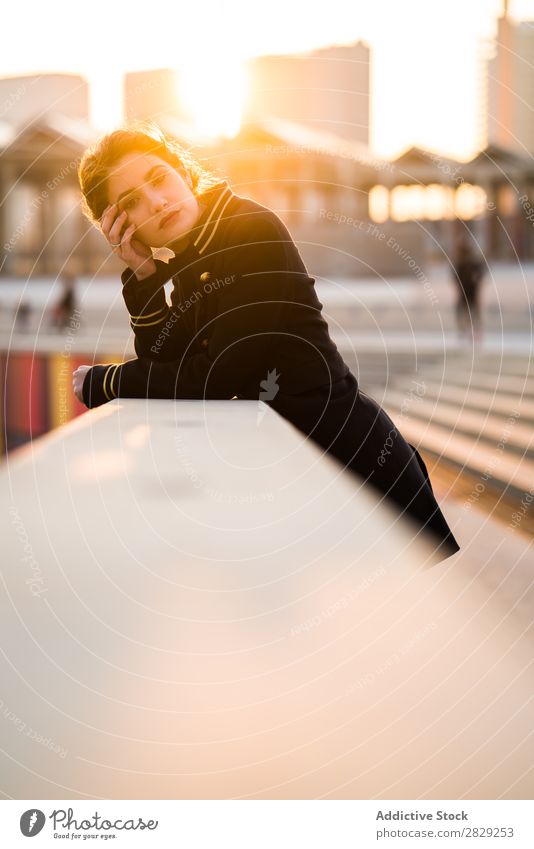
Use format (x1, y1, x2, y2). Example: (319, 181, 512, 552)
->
(121, 259, 192, 362)
(82, 214, 295, 407)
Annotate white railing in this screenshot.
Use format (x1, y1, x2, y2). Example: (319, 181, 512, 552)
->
(1, 399, 531, 798)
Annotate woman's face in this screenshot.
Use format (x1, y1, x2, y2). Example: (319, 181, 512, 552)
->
(106, 151, 200, 249)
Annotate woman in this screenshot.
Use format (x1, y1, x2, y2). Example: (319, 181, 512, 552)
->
(74, 123, 460, 563)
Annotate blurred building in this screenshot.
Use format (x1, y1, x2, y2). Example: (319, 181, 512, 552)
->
(211, 117, 391, 276)
(0, 114, 104, 277)
(0, 73, 89, 127)
(214, 126, 534, 272)
(1, 111, 533, 280)
(376, 144, 534, 262)
(1, 50, 534, 283)
(0, 73, 100, 277)
(244, 42, 370, 146)
(487, 0, 534, 154)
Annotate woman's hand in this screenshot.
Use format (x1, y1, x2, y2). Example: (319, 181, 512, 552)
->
(72, 365, 91, 403)
(100, 203, 157, 281)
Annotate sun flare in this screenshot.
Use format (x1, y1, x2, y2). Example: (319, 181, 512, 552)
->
(179, 59, 246, 139)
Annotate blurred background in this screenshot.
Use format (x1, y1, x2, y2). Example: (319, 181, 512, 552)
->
(0, 0, 533, 554)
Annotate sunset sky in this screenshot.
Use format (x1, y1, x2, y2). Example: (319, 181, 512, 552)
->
(2, 0, 534, 159)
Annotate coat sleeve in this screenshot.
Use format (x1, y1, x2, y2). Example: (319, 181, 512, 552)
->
(120, 259, 191, 362)
(82, 214, 295, 408)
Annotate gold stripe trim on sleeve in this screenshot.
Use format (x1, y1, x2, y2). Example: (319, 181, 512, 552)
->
(102, 364, 115, 402)
(128, 305, 168, 321)
(130, 314, 168, 328)
(109, 364, 120, 398)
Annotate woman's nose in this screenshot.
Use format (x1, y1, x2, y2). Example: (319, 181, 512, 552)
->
(147, 187, 168, 212)
(149, 197, 168, 225)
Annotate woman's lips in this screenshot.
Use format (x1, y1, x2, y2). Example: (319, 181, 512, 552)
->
(160, 210, 180, 229)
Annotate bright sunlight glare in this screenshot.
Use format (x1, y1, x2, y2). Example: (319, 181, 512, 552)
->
(179, 59, 247, 139)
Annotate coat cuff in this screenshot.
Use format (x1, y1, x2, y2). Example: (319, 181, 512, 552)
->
(82, 363, 120, 409)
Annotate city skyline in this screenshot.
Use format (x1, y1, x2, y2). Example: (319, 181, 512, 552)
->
(1, 0, 534, 158)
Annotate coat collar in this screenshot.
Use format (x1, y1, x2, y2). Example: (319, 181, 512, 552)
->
(156, 180, 235, 267)
(191, 180, 235, 255)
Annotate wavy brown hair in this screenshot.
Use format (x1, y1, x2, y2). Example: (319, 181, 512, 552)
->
(78, 121, 223, 229)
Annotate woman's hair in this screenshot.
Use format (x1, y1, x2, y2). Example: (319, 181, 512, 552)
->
(78, 121, 223, 228)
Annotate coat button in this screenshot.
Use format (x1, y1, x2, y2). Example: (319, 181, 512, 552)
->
(200, 271, 211, 282)
(201, 337, 208, 348)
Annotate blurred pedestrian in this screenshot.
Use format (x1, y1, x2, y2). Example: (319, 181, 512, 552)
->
(451, 234, 485, 344)
(50, 271, 77, 331)
(14, 301, 31, 332)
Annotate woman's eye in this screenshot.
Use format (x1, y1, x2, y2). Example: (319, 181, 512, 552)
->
(120, 174, 165, 212)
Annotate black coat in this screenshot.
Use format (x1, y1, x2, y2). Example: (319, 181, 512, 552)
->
(83, 180, 459, 562)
